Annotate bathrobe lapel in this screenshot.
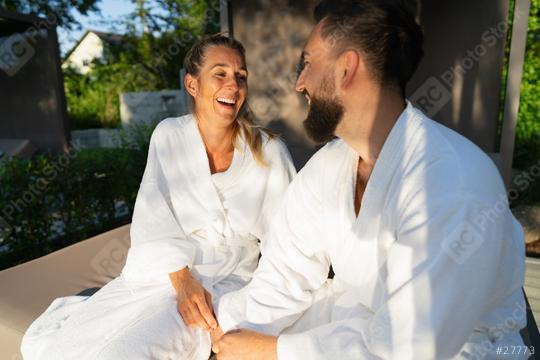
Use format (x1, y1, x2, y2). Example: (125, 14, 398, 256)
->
(333, 104, 421, 301)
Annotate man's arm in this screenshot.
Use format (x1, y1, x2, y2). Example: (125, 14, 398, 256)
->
(275, 192, 525, 359)
(218, 164, 331, 335)
(217, 191, 525, 359)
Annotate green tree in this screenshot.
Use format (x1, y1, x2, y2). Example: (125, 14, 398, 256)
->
(121, 0, 221, 89)
(0, 0, 101, 30)
(507, 0, 540, 205)
(513, 0, 540, 170)
(64, 0, 220, 129)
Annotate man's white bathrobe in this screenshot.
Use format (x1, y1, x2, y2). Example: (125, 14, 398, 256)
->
(21, 114, 296, 359)
(218, 102, 527, 360)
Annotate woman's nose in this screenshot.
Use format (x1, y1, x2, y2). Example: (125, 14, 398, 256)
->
(225, 76, 240, 91)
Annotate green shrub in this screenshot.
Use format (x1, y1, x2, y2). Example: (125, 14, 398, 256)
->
(513, 0, 540, 170)
(508, 0, 540, 206)
(0, 123, 154, 270)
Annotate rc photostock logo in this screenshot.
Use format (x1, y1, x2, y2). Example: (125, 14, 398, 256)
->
(0, 33, 35, 76)
(442, 220, 484, 265)
(410, 76, 452, 118)
(442, 195, 508, 264)
(90, 234, 130, 279)
(411, 18, 513, 118)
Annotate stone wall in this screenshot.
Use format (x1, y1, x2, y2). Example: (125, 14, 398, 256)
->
(230, 0, 320, 168)
(119, 90, 189, 127)
(408, 0, 508, 153)
(229, 0, 509, 167)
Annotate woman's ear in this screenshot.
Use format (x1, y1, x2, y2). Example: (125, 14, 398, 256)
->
(184, 73, 198, 97)
(339, 50, 360, 89)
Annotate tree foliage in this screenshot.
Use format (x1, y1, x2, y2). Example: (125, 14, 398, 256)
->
(64, 0, 220, 129)
(121, 0, 221, 89)
(513, 0, 540, 169)
(510, 0, 540, 205)
(0, 0, 101, 30)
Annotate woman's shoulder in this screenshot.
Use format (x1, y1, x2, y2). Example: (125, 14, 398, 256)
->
(259, 131, 289, 157)
(258, 132, 296, 172)
(257, 129, 282, 150)
(153, 114, 194, 136)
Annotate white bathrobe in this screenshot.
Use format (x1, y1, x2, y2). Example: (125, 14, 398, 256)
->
(218, 102, 527, 360)
(21, 114, 296, 360)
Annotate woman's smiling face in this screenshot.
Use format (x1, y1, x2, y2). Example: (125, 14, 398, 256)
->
(186, 46, 248, 127)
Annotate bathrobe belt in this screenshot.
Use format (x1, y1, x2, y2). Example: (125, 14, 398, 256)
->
(191, 228, 258, 249)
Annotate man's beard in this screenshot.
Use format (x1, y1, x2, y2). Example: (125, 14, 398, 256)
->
(302, 78, 345, 144)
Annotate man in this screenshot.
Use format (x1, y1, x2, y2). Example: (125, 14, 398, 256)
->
(213, 0, 527, 359)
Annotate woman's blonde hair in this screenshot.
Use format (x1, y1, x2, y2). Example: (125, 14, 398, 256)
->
(183, 33, 274, 166)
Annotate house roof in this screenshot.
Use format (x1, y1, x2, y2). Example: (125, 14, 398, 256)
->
(0, 9, 51, 34)
(91, 30, 124, 45)
(62, 29, 124, 62)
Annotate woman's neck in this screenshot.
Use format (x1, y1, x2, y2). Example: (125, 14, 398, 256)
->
(195, 112, 235, 154)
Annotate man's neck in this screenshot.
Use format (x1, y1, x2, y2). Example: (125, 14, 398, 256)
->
(337, 87, 406, 167)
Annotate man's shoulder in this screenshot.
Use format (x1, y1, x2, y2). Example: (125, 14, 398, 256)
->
(406, 106, 505, 200)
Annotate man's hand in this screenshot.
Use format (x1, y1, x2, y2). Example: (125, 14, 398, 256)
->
(168, 267, 217, 331)
(212, 329, 278, 360)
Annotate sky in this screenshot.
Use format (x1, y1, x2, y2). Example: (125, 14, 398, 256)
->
(57, 0, 135, 57)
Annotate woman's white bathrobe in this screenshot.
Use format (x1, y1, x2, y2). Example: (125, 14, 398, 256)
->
(218, 102, 527, 359)
(21, 114, 296, 359)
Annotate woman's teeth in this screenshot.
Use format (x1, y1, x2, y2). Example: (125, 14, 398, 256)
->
(217, 97, 236, 105)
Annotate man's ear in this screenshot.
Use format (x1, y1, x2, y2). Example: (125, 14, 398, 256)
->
(184, 73, 198, 97)
(339, 50, 360, 89)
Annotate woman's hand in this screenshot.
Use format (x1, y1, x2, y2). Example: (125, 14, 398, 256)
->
(169, 267, 218, 331)
(211, 326, 225, 345)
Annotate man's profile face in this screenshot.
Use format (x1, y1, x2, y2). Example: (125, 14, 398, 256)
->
(296, 22, 345, 144)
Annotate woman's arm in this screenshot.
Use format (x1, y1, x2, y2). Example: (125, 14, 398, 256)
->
(121, 127, 197, 283)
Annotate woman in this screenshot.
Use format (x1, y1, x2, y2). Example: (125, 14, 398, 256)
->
(21, 34, 296, 359)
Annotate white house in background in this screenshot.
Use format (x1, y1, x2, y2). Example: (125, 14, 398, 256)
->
(62, 30, 123, 74)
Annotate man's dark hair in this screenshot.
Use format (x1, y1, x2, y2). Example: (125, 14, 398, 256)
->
(314, 0, 424, 94)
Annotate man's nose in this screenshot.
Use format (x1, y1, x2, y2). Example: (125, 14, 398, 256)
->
(295, 72, 305, 93)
